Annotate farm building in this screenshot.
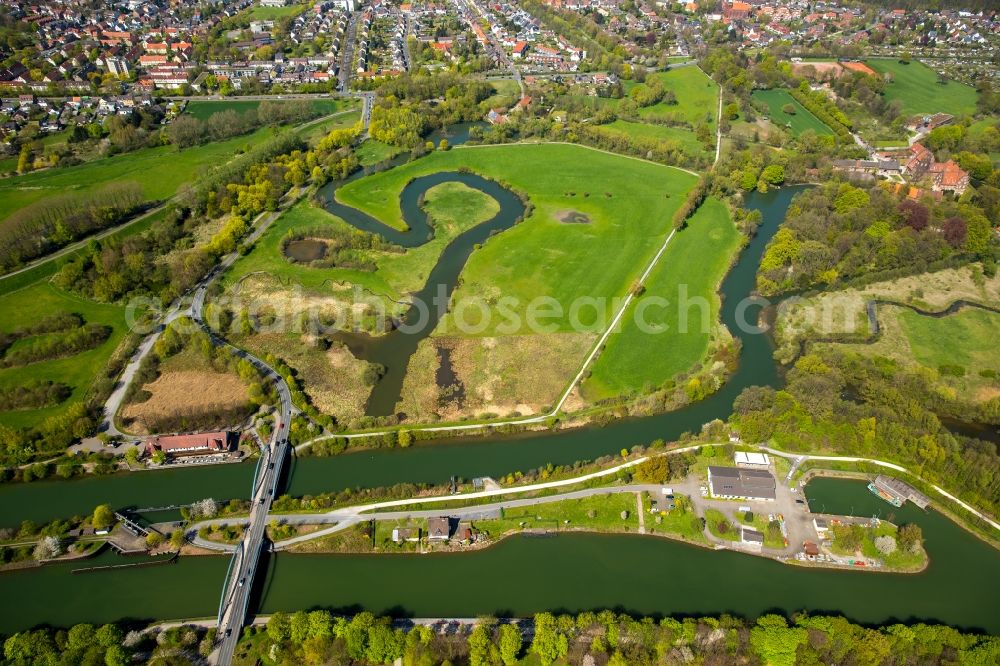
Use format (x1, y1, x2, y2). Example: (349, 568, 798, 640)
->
(144, 431, 233, 458)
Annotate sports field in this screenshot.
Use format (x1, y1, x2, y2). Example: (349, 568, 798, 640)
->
(865, 59, 978, 117)
(595, 120, 711, 156)
(583, 197, 740, 399)
(751, 89, 835, 137)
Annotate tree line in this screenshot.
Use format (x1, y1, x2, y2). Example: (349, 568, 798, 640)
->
(167, 99, 320, 149)
(220, 609, 1000, 666)
(0, 181, 144, 272)
(756, 181, 996, 295)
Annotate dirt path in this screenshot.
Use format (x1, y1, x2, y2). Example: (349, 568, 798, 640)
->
(636, 492, 646, 534)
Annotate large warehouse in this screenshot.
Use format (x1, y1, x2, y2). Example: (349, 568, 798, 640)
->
(708, 466, 777, 501)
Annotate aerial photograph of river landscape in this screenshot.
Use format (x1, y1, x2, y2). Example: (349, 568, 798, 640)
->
(0, 0, 999, 664)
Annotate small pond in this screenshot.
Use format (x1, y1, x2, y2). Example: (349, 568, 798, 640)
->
(284, 238, 327, 262)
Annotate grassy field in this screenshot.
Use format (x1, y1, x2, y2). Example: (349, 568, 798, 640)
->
(774, 263, 1000, 365)
(337, 144, 697, 337)
(899, 308, 998, 379)
(865, 59, 978, 117)
(0, 281, 129, 430)
(354, 139, 403, 166)
(471, 493, 640, 539)
(636, 66, 719, 127)
(243, 3, 309, 20)
(583, 197, 740, 400)
(0, 126, 278, 221)
(596, 119, 711, 156)
(814, 304, 1000, 406)
(299, 110, 361, 144)
(751, 89, 835, 137)
(184, 97, 350, 121)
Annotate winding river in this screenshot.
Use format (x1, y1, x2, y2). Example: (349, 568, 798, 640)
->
(1, 146, 998, 633)
(316, 170, 525, 416)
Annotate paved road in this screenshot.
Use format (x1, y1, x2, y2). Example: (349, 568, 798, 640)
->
(98, 187, 297, 437)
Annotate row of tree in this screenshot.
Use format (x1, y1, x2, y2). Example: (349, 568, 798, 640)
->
(0, 181, 144, 272)
(236, 609, 1000, 666)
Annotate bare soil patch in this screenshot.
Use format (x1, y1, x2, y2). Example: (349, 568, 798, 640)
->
(555, 209, 591, 224)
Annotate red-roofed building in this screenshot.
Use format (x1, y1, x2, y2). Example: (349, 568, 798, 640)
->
(904, 143, 934, 177)
(145, 432, 234, 458)
(723, 1, 751, 20)
(512, 41, 528, 58)
(929, 160, 969, 195)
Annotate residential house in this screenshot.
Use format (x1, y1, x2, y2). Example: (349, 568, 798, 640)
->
(427, 517, 451, 541)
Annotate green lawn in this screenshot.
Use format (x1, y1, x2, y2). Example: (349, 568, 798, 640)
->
(704, 508, 740, 541)
(898, 308, 997, 373)
(0, 126, 279, 221)
(354, 139, 403, 166)
(184, 97, 350, 121)
(596, 120, 711, 156)
(0, 281, 129, 430)
(751, 89, 835, 137)
(471, 492, 640, 539)
(583, 197, 740, 399)
(865, 59, 978, 117)
(636, 66, 720, 127)
(335, 143, 698, 337)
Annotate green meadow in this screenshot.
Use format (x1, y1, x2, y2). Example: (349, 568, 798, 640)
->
(635, 66, 720, 127)
(224, 180, 501, 301)
(865, 59, 978, 117)
(899, 308, 997, 374)
(184, 97, 351, 121)
(583, 197, 740, 399)
(244, 3, 309, 20)
(751, 89, 835, 137)
(336, 143, 698, 336)
(0, 125, 278, 221)
(595, 119, 711, 156)
(0, 281, 129, 430)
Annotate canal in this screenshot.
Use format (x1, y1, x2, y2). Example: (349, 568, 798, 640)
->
(0, 186, 801, 527)
(2, 478, 997, 634)
(0, 166, 997, 635)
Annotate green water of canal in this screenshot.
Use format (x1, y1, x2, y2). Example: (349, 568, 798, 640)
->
(0, 172, 997, 635)
(2, 478, 997, 634)
(0, 180, 800, 529)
